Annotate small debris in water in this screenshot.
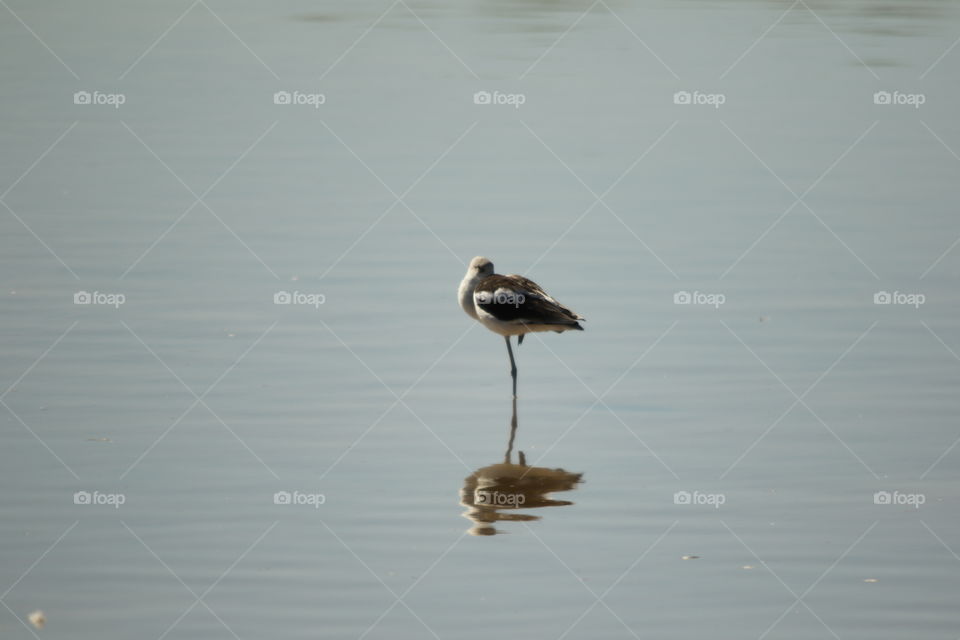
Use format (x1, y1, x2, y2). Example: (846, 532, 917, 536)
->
(863, 578, 879, 583)
(28, 610, 45, 629)
(681, 555, 699, 560)
(86, 437, 111, 442)
(742, 565, 754, 570)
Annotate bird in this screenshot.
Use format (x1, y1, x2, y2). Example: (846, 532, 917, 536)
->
(458, 256, 584, 397)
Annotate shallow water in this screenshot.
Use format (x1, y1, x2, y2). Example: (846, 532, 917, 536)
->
(2, 0, 960, 638)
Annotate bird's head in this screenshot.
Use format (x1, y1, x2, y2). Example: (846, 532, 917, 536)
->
(468, 256, 494, 278)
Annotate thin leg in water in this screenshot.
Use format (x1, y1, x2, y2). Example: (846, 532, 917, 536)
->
(504, 335, 518, 398)
(504, 396, 518, 464)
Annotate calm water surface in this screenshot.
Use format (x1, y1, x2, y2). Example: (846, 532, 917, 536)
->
(2, 0, 959, 638)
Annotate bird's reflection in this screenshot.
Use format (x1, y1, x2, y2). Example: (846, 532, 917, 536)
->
(460, 397, 583, 535)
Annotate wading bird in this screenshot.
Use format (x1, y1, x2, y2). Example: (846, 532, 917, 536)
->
(458, 256, 584, 397)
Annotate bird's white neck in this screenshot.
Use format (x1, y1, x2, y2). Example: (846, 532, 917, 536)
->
(458, 271, 482, 319)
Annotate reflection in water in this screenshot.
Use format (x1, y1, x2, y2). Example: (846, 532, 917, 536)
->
(460, 398, 583, 536)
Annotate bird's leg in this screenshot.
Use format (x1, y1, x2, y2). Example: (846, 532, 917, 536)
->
(504, 395, 518, 464)
(504, 335, 518, 398)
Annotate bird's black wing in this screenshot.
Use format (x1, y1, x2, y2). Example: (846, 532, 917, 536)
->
(475, 275, 583, 326)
